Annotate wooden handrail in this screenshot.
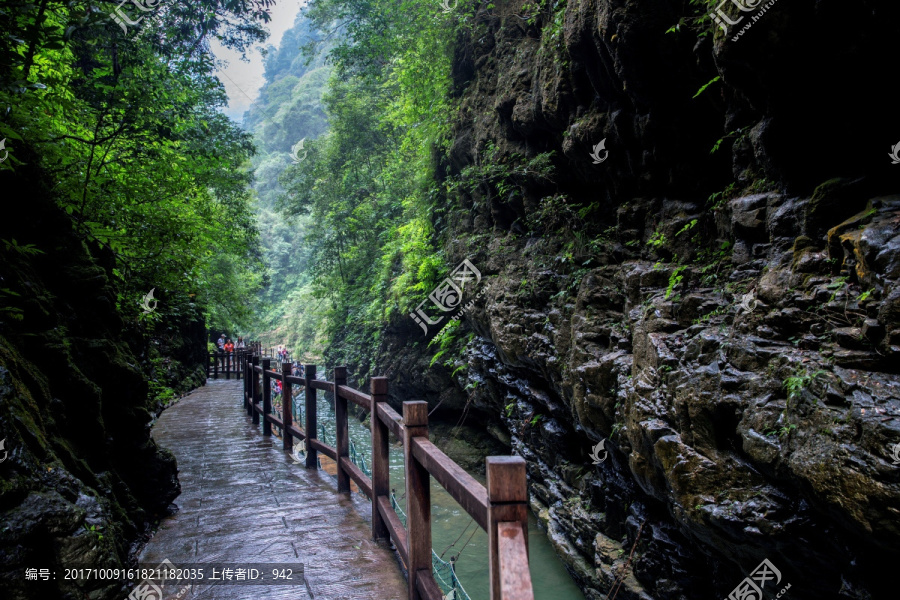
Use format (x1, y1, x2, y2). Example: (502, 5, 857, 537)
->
(309, 438, 336, 459)
(412, 438, 489, 530)
(377, 494, 408, 565)
(498, 522, 533, 599)
(377, 402, 404, 439)
(415, 569, 444, 600)
(485, 457, 530, 599)
(236, 354, 535, 600)
(207, 347, 253, 380)
(337, 384, 371, 410)
(310, 379, 333, 391)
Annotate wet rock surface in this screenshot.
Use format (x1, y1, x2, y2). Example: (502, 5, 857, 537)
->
(361, 195, 900, 599)
(0, 173, 181, 600)
(451, 194, 900, 600)
(327, 2, 900, 598)
(138, 379, 406, 600)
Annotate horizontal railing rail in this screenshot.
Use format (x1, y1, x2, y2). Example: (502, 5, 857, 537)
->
(240, 354, 534, 600)
(206, 346, 255, 381)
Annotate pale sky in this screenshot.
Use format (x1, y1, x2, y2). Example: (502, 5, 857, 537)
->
(212, 1, 306, 124)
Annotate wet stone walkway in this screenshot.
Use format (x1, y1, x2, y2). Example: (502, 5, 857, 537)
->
(137, 379, 406, 600)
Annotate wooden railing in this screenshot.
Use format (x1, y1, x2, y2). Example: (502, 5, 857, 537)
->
(206, 341, 260, 379)
(242, 354, 535, 600)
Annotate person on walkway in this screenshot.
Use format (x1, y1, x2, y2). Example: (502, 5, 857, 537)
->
(272, 379, 283, 412)
(216, 334, 227, 369)
(235, 336, 245, 349)
(224, 339, 234, 353)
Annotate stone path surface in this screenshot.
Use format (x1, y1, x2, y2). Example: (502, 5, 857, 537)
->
(136, 379, 406, 600)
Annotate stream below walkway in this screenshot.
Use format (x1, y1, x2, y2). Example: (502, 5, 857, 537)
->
(301, 389, 586, 600)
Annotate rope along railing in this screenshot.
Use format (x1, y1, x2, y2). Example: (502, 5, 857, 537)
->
(240, 355, 534, 600)
(316, 420, 468, 599)
(389, 493, 470, 600)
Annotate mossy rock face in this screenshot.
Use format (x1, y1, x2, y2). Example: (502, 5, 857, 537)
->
(806, 177, 874, 241)
(0, 170, 182, 600)
(792, 235, 815, 252)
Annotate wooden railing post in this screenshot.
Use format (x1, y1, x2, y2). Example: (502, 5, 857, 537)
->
(402, 401, 430, 600)
(251, 355, 260, 423)
(213, 352, 219, 379)
(334, 366, 350, 494)
(206, 353, 210, 379)
(242, 353, 247, 408)
(282, 361, 293, 451)
(486, 456, 529, 600)
(370, 376, 389, 541)
(225, 351, 231, 380)
(262, 357, 272, 436)
(304, 364, 317, 468)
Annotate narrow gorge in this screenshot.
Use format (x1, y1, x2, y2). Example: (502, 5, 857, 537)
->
(1, 1, 897, 599)
(344, 2, 900, 599)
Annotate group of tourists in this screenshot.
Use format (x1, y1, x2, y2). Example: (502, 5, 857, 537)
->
(212, 335, 303, 376)
(214, 334, 245, 370)
(216, 334, 245, 353)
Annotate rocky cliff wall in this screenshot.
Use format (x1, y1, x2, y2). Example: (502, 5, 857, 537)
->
(0, 157, 186, 599)
(363, 1, 900, 599)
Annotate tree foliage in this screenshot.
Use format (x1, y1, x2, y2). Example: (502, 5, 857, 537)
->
(0, 0, 273, 332)
(272, 0, 459, 366)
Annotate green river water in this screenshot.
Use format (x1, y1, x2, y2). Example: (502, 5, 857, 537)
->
(302, 392, 586, 600)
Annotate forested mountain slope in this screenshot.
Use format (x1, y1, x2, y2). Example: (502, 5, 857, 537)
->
(244, 12, 330, 355)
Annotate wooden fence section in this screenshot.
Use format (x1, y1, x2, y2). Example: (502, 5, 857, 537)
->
(206, 341, 260, 380)
(241, 355, 535, 600)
